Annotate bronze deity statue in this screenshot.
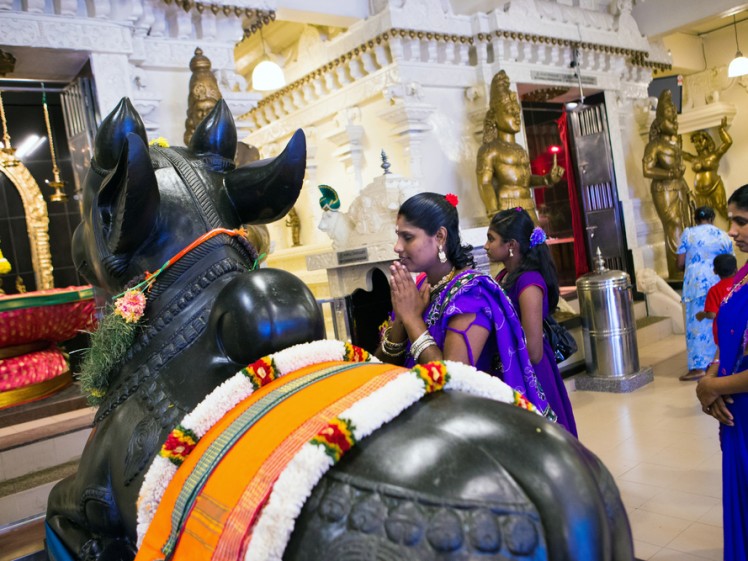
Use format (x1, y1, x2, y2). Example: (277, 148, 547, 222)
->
(285, 206, 301, 246)
(45, 98, 634, 561)
(682, 116, 732, 220)
(476, 70, 564, 222)
(642, 89, 694, 280)
(184, 47, 222, 146)
(185, 48, 271, 260)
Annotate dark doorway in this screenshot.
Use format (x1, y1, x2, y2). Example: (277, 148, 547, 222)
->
(0, 82, 83, 293)
(346, 268, 392, 355)
(565, 94, 631, 277)
(522, 102, 576, 287)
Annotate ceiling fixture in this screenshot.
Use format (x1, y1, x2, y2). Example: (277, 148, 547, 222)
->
(41, 84, 67, 202)
(0, 90, 19, 166)
(566, 46, 587, 112)
(251, 25, 285, 92)
(728, 14, 748, 78)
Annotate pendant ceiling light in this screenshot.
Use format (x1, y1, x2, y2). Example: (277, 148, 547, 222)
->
(252, 26, 285, 92)
(728, 14, 748, 78)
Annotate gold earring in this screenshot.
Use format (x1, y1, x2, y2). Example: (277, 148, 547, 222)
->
(438, 245, 447, 263)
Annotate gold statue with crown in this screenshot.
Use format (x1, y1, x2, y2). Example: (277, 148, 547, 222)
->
(184, 47, 223, 146)
(476, 70, 564, 222)
(642, 89, 693, 280)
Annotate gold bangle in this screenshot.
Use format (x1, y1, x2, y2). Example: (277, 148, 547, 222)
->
(380, 344, 406, 358)
(381, 326, 406, 354)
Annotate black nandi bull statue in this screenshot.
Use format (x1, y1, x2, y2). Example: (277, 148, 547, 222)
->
(47, 98, 634, 561)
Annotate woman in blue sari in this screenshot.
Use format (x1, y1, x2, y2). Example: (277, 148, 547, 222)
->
(375, 192, 556, 421)
(696, 184, 748, 561)
(677, 206, 733, 381)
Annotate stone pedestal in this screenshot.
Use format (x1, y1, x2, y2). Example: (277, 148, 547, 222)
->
(306, 242, 397, 341)
(574, 366, 654, 393)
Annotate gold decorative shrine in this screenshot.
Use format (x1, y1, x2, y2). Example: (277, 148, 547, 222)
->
(0, 150, 55, 290)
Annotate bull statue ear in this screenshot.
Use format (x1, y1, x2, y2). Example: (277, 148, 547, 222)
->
(98, 132, 160, 254)
(94, 98, 148, 171)
(189, 99, 237, 161)
(224, 129, 306, 225)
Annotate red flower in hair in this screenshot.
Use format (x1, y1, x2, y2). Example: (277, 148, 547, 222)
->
(445, 193, 459, 207)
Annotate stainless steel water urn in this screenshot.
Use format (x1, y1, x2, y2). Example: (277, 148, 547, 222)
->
(576, 249, 640, 377)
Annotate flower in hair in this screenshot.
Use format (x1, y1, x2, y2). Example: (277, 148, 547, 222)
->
(529, 226, 547, 248)
(445, 193, 459, 207)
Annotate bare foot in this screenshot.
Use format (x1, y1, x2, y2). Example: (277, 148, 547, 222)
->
(679, 369, 706, 381)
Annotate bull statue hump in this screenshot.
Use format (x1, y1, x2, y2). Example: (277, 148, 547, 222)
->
(46, 98, 634, 561)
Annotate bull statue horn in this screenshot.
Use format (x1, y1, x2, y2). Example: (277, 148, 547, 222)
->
(189, 99, 237, 162)
(98, 132, 160, 254)
(224, 129, 306, 225)
(94, 98, 148, 171)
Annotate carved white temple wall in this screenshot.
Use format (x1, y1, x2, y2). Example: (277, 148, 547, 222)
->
(0, 0, 255, 143)
(243, 0, 667, 282)
(3, 0, 713, 287)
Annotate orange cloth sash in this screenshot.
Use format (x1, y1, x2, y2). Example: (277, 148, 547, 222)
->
(213, 362, 405, 560)
(137, 360, 405, 561)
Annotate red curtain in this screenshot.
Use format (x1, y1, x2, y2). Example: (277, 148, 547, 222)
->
(556, 110, 589, 277)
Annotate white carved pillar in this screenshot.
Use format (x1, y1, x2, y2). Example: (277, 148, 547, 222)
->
(224, 90, 262, 140)
(379, 82, 435, 178)
(23, 0, 45, 13)
(145, 2, 166, 37)
(326, 106, 366, 192)
(300, 126, 319, 245)
(166, 4, 193, 39)
(90, 53, 133, 115)
(90, 0, 112, 18)
(465, 85, 486, 143)
(54, 0, 77, 16)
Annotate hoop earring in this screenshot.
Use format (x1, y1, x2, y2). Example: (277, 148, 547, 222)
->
(438, 245, 447, 263)
(509, 248, 514, 258)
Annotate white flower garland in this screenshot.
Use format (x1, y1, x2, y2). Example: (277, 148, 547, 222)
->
(136, 339, 373, 545)
(136, 341, 537, 558)
(244, 359, 528, 561)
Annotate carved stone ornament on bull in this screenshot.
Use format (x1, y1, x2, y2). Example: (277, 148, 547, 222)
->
(45, 98, 635, 561)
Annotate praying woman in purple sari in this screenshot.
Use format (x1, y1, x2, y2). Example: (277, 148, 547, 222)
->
(375, 192, 556, 422)
(696, 183, 748, 561)
(486, 208, 577, 436)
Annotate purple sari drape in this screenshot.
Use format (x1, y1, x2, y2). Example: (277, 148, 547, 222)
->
(498, 270, 577, 436)
(401, 270, 556, 422)
(716, 261, 748, 561)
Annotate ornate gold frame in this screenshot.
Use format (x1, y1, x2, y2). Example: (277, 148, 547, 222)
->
(0, 151, 54, 289)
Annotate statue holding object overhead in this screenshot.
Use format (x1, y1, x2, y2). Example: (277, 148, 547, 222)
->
(476, 70, 564, 222)
(642, 89, 693, 280)
(682, 116, 732, 220)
